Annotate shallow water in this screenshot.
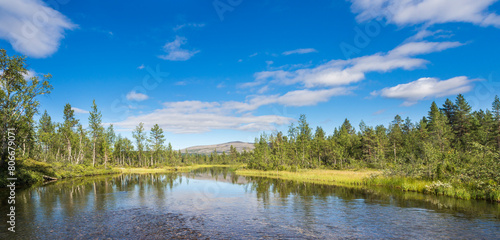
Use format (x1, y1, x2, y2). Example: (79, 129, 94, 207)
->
(1, 167, 499, 239)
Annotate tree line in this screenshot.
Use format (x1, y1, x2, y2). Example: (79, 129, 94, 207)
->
(36, 101, 248, 167)
(248, 95, 500, 196)
(1, 48, 499, 197)
(0, 49, 246, 175)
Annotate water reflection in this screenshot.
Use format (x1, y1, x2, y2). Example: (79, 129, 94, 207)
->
(0, 168, 498, 239)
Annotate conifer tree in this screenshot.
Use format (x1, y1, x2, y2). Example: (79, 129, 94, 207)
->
(88, 100, 103, 167)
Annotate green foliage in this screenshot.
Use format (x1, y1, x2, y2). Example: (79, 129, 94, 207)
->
(245, 95, 500, 201)
(2, 49, 498, 201)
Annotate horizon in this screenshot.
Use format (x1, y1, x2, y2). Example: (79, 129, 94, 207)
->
(1, 0, 500, 149)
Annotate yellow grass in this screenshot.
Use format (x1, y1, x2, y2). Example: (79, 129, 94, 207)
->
(115, 164, 242, 174)
(235, 168, 381, 187)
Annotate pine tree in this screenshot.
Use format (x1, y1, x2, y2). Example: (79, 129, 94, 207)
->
(88, 100, 103, 167)
(441, 98, 455, 125)
(388, 115, 403, 163)
(453, 94, 472, 150)
(313, 126, 326, 167)
(360, 120, 376, 164)
(428, 102, 451, 152)
(149, 124, 165, 166)
(297, 114, 312, 167)
(132, 122, 146, 166)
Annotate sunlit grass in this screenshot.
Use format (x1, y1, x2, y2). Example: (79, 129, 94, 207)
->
(115, 164, 243, 174)
(235, 168, 500, 202)
(235, 168, 380, 187)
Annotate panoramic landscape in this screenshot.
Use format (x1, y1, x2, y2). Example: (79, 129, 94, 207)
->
(1, 0, 500, 239)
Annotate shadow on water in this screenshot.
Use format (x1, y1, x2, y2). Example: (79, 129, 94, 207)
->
(0, 167, 499, 239)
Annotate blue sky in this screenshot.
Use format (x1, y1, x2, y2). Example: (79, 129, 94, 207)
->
(1, 0, 500, 149)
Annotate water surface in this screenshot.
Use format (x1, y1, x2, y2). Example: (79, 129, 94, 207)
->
(1, 167, 499, 239)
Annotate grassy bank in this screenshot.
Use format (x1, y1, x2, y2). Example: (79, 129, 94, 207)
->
(116, 164, 242, 173)
(236, 168, 500, 202)
(1, 158, 241, 187)
(366, 175, 500, 202)
(235, 168, 380, 187)
(0, 159, 121, 186)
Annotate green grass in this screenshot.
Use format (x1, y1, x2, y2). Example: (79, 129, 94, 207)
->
(115, 164, 242, 173)
(236, 168, 380, 187)
(1, 158, 242, 187)
(236, 168, 500, 202)
(364, 175, 500, 202)
(52, 162, 121, 179)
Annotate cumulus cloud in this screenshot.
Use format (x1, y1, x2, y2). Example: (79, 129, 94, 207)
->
(282, 48, 318, 55)
(349, 0, 500, 28)
(245, 41, 462, 88)
(126, 91, 149, 101)
(371, 76, 477, 106)
(71, 107, 89, 114)
(159, 36, 199, 61)
(0, 0, 76, 58)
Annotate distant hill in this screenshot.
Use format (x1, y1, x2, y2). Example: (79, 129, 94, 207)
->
(181, 141, 254, 155)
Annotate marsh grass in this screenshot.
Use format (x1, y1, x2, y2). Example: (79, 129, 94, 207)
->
(236, 168, 500, 202)
(235, 168, 380, 187)
(116, 164, 243, 174)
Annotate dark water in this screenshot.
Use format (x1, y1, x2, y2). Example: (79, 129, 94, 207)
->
(1, 167, 499, 239)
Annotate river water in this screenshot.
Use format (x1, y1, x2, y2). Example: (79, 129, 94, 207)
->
(1, 167, 499, 239)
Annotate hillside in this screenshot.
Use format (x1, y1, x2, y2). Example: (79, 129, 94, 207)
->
(182, 141, 254, 155)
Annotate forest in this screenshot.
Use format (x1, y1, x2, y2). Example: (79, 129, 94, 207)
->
(1, 49, 499, 201)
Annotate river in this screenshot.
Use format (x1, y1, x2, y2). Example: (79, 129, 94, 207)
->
(1, 167, 499, 239)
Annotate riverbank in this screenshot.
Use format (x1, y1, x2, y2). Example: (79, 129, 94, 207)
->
(235, 168, 379, 187)
(0, 158, 242, 187)
(235, 168, 500, 202)
(116, 164, 242, 174)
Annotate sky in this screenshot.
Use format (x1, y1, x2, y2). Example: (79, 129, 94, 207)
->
(1, 0, 500, 149)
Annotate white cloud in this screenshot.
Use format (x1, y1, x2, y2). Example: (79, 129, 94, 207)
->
(113, 87, 349, 133)
(349, 0, 500, 28)
(282, 48, 318, 55)
(159, 36, 199, 61)
(0, 0, 76, 58)
(217, 82, 226, 88)
(175, 81, 188, 86)
(388, 41, 463, 56)
(246, 41, 462, 88)
(126, 91, 149, 101)
(137, 64, 145, 69)
(371, 76, 476, 106)
(24, 69, 36, 80)
(173, 23, 205, 31)
(114, 111, 292, 134)
(114, 99, 292, 134)
(275, 88, 351, 106)
(71, 107, 89, 114)
(406, 29, 454, 42)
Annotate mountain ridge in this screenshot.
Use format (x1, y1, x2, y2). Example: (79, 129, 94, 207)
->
(181, 141, 254, 155)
